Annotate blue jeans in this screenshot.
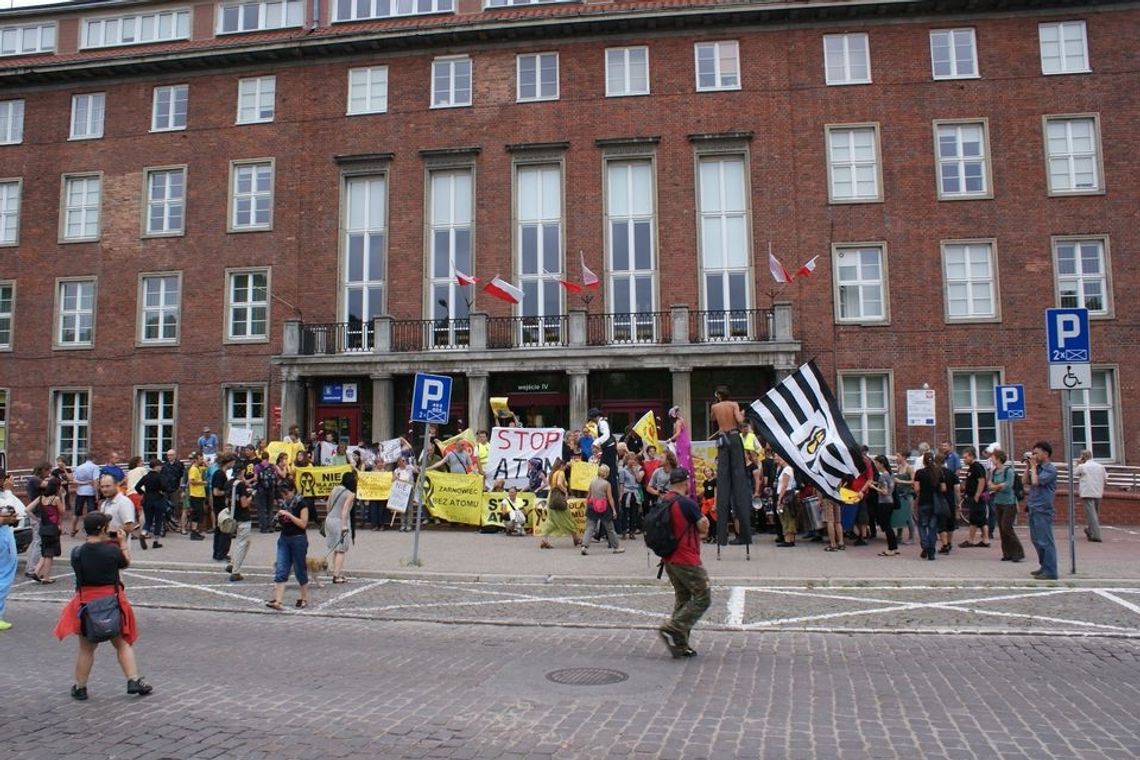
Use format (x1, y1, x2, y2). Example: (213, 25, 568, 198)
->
(0, 527, 16, 620)
(918, 505, 938, 554)
(274, 534, 309, 586)
(1028, 508, 1057, 577)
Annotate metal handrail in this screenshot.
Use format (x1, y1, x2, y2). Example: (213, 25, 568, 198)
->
(690, 308, 773, 343)
(585, 311, 670, 345)
(299, 321, 373, 354)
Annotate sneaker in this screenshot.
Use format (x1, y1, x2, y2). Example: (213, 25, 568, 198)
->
(225, 564, 233, 573)
(189, 532, 205, 541)
(580, 546, 589, 556)
(657, 625, 686, 658)
(70, 684, 88, 701)
(126, 677, 153, 696)
(0, 620, 11, 631)
(229, 573, 243, 582)
(151, 541, 163, 549)
(1035, 574, 1059, 581)
(680, 647, 698, 657)
(612, 547, 626, 554)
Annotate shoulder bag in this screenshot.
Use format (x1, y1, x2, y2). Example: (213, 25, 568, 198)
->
(72, 546, 123, 643)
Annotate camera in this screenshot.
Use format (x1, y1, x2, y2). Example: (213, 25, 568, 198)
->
(1023, 451, 1033, 460)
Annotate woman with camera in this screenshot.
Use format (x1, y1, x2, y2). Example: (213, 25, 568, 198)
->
(54, 511, 152, 700)
(267, 481, 311, 610)
(28, 477, 65, 583)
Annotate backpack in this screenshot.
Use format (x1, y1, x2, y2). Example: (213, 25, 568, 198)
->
(1013, 471, 1025, 502)
(643, 493, 682, 559)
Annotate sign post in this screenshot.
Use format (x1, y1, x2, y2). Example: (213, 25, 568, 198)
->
(408, 373, 453, 566)
(994, 384, 1026, 468)
(1046, 307, 1090, 576)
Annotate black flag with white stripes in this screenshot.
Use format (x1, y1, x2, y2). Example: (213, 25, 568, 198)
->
(745, 361, 863, 502)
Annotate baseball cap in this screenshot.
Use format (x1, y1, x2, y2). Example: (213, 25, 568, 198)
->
(668, 467, 690, 484)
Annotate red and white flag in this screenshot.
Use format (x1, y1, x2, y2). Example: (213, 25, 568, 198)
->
(483, 276, 524, 304)
(795, 255, 820, 279)
(768, 252, 793, 284)
(546, 268, 583, 294)
(580, 253, 600, 290)
(455, 269, 479, 287)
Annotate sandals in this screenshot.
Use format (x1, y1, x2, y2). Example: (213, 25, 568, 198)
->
(878, 550, 900, 557)
(295, 599, 308, 609)
(265, 600, 283, 611)
(824, 545, 839, 552)
(332, 576, 348, 584)
(539, 541, 553, 549)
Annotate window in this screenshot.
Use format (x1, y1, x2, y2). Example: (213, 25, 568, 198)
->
(218, 0, 302, 33)
(694, 41, 739, 91)
(226, 387, 265, 444)
(0, 282, 12, 349)
(833, 245, 886, 323)
(236, 76, 275, 124)
(517, 52, 558, 102)
(0, 99, 24, 144)
(62, 175, 102, 242)
(942, 241, 997, 321)
(343, 175, 387, 350)
(607, 160, 656, 341)
(53, 390, 90, 466)
(428, 170, 473, 349)
(697, 155, 750, 339)
(70, 93, 105, 140)
(826, 125, 881, 203)
(0, 179, 19, 245)
(333, 0, 452, 21)
(82, 10, 190, 49)
(1054, 238, 1110, 316)
(516, 164, 563, 345)
(606, 46, 649, 97)
(951, 372, 998, 452)
(935, 121, 989, 198)
(1070, 369, 1117, 461)
(840, 374, 890, 454)
(0, 23, 55, 57)
(0, 389, 6, 462)
(230, 161, 274, 231)
(824, 33, 871, 85)
(1045, 116, 1101, 194)
(487, 0, 573, 5)
(347, 66, 388, 115)
(145, 168, 185, 236)
(432, 56, 472, 108)
(1039, 21, 1090, 75)
(929, 28, 977, 79)
(136, 388, 175, 462)
(227, 269, 269, 341)
(151, 85, 188, 131)
(57, 279, 96, 348)
(139, 274, 180, 344)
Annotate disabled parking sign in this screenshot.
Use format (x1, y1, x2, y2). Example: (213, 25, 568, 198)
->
(1045, 308, 1091, 390)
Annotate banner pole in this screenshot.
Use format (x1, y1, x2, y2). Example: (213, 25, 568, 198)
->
(410, 422, 430, 567)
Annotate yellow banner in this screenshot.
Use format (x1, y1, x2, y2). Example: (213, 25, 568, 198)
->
(266, 440, 304, 464)
(490, 397, 512, 417)
(424, 471, 485, 525)
(569, 461, 598, 492)
(294, 465, 352, 498)
(357, 470, 393, 501)
(533, 497, 588, 535)
(480, 491, 538, 528)
(689, 441, 719, 480)
(632, 410, 659, 451)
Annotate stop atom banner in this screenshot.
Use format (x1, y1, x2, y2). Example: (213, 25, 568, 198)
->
(483, 427, 564, 489)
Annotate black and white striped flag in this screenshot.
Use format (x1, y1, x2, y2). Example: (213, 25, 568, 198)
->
(746, 361, 863, 502)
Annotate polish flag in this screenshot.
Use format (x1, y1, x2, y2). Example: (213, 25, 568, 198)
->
(483, 276, 524, 304)
(455, 269, 479, 287)
(795, 255, 820, 279)
(546, 269, 583, 294)
(581, 253, 600, 290)
(768, 252, 793, 284)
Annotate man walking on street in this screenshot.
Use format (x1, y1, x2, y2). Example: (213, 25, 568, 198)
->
(1076, 450, 1106, 543)
(711, 386, 752, 547)
(1026, 441, 1058, 580)
(657, 467, 710, 658)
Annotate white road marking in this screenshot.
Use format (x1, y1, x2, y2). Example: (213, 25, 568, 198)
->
(1094, 589, 1140, 617)
(122, 569, 266, 604)
(314, 579, 389, 612)
(725, 587, 746, 626)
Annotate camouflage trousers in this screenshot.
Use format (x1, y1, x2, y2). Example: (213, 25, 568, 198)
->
(663, 562, 711, 645)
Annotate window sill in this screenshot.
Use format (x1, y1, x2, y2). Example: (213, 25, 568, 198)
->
(142, 231, 185, 240)
(227, 226, 274, 234)
(224, 335, 270, 345)
(58, 237, 101, 244)
(937, 193, 994, 202)
(1046, 188, 1105, 198)
(149, 126, 187, 134)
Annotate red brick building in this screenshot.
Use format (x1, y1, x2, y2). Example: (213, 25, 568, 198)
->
(0, 0, 1135, 470)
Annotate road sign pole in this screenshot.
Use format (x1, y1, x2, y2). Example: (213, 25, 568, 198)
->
(409, 422, 430, 567)
(1063, 390, 1077, 575)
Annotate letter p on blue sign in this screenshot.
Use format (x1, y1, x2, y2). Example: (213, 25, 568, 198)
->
(994, 384, 1025, 421)
(411, 373, 452, 424)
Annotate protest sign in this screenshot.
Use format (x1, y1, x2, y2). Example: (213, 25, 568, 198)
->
(293, 465, 353, 498)
(227, 427, 254, 448)
(689, 440, 719, 479)
(423, 471, 485, 525)
(632, 411, 658, 450)
(318, 441, 338, 465)
(569, 461, 598, 492)
(356, 470, 393, 501)
(484, 427, 564, 489)
(379, 438, 403, 463)
(265, 440, 304, 464)
(533, 497, 588, 535)
(387, 479, 412, 513)
(479, 491, 538, 528)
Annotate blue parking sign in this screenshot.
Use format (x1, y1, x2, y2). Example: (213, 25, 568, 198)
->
(411, 373, 452, 424)
(994, 384, 1025, 421)
(1045, 308, 1089, 364)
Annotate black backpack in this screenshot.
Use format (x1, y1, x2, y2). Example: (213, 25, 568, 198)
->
(643, 493, 683, 559)
(1013, 471, 1025, 502)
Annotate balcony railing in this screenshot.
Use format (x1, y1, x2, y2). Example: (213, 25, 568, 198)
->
(488, 315, 566, 348)
(300, 321, 374, 354)
(586, 311, 671, 345)
(691, 308, 771, 343)
(392, 318, 471, 352)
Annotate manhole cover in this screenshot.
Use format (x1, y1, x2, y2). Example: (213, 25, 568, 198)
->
(545, 667, 629, 686)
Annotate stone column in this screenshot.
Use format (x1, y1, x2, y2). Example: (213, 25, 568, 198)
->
(469, 312, 488, 351)
(280, 376, 305, 438)
(670, 304, 690, 345)
(568, 369, 590, 427)
(467, 371, 489, 432)
(568, 308, 587, 348)
(283, 319, 302, 355)
(371, 374, 394, 442)
(671, 367, 692, 425)
(772, 301, 793, 342)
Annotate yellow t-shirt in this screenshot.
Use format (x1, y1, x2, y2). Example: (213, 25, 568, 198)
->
(188, 464, 206, 498)
(742, 432, 764, 459)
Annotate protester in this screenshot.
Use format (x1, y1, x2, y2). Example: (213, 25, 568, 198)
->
(325, 471, 356, 583)
(892, 451, 917, 544)
(589, 408, 619, 500)
(710, 386, 752, 547)
(255, 452, 278, 534)
(160, 450, 185, 533)
(581, 464, 623, 555)
(226, 483, 255, 582)
(211, 453, 236, 562)
(98, 474, 138, 547)
(774, 452, 797, 548)
(539, 459, 580, 549)
(914, 451, 945, 561)
(28, 477, 65, 583)
(1025, 442, 1058, 580)
(657, 467, 710, 658)
(871, 455, 899, 556)
(617, 454, 643, 540)
(135, 459, 167, 549)
(0, 470, 19, 631)
(499, 487, 527, 536)
(987, 449, 1025, 563)
(1076, 449, 1106, 543)
(699, 466, 717, 543)
(71, 453, 101, 538)
(198, 426, 219, 461)
(185, 452, 206, 541)
(267, 482, 310, 610)
(936, 453, 960, 555)
(54, 512, 152, 700)
(821, 496, 845, 552)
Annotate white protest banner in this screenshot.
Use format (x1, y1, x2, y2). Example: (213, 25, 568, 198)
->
(379, 438, 403, 464)
(318, 441, 337, 465)
(227, 427, 254, 448)
(484, 427, 564, 489)
(387, 479, 412, 513)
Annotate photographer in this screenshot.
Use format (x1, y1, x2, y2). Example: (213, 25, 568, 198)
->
(1024, 443, 1058, 580)
(266, 482, 310, 611)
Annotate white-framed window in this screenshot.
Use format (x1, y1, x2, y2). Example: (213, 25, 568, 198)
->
(56, 279, 96, 348)
(0, 23, 55, 57)
(432, 56, 472, 108)
(218, 0, 303, 33)
(1070, 369, 1117, 461)
(227, 269, 270, 341)
(0, 179, 19, 245)
(70, 93, 105, 140)
(145, 167, 185, 236)
(82, 10, 190, 49)
(697, 155, 750, 339)
(0, 282, 12, 350)
(605, 46, 649, 97)
(694, 41, 740, 91)
(333, 0, 453, 21)
(824, 33, 871, 85)
(1039, 20, 1090, 75)
(516, 164, 563, 345)
(607, 160, 656, 341)
(833, 245, 886, 324)
(1044, 116, 1101, 194)
(53, 390, 90, 466)
(840, 373, 891, 455)
(225, 386, 266, 445)
(428, 169, 473, 349)
(151, 84, 188, 131)
(826, 125, 881, 203)
(136, 388, 176, 462)
(139, 273, 180, 344)
(486, 0, 573, 5)
(929, 28, 978, 79)
(517, 52, 558, 102)
(230, 160, 274, 231)
(347, 66, 388, 115)
(942, 241, 998, 322)
(62, 174, 102, 242)
(951, 371, 998, 453)
(0, 99, 24, 144)
(236, 76, 275, 124)
(935, 120, 989, 199)
(343, 175, 387, 350)
(1054, 237, 1110, 316)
